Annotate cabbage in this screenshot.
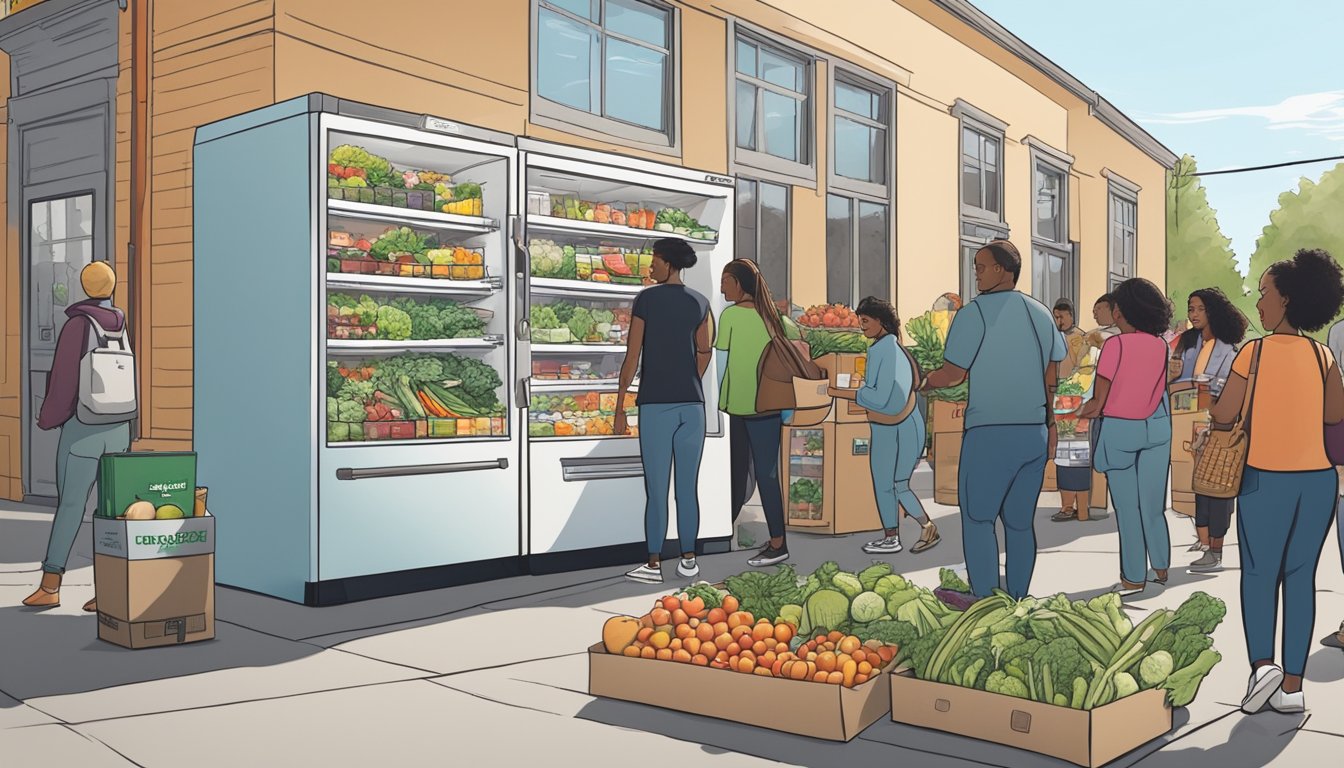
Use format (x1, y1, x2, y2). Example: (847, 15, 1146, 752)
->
(804, 589, 850, 633)
(1139, 651, 1174, 688)
(858, 564, 893, 592)
(1114, 672, 1140, 699)
(873, 574, 911, 599)
(831, 572, 863, 600)
(851, 591, 886, 624)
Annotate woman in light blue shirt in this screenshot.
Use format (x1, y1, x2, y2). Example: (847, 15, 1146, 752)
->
(833, 297, 940, 555)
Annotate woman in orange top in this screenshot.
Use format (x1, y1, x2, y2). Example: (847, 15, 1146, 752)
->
(1210, 249, 1344, 716)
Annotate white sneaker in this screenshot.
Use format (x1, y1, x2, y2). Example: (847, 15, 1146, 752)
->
(625, 564, 663, 584)
(863, 536, 903, 554)
(1241, 665, 1284, 714)
(676, 558, 700, 578)
(1268, 686, 1305, 714)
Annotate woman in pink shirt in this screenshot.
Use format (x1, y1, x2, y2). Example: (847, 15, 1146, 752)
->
(1078, 278, 1174, 596)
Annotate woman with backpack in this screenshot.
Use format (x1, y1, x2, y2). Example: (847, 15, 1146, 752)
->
(1209, 249, 1344, 716)
(716, 259, 803, 568)
(831, 297, 940, 554)
(23, 262, 134, 611)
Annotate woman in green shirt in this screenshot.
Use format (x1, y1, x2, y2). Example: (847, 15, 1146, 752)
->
(716, 259, 801, 567)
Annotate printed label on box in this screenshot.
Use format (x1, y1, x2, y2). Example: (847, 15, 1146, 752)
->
(94, 515, 215, 560)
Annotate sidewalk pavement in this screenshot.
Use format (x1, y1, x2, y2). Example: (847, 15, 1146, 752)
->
(2, 474, 1343, 767)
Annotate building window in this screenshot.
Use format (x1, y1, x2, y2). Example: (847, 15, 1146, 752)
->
(733, 29, 812, 179)
(826, 194, 889, 306)
(736, 178, 791, 305)
(1030, 159, 1075, 307)
(534, 0, 676, 147)
(1109, 190, 1137, 289)
(831, 72, 890, 190)
(961, 126, 1002, 220)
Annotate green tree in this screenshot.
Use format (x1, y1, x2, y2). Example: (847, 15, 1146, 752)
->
(1247, 162, 1344, 340)
(1166, 155, 1256, 328)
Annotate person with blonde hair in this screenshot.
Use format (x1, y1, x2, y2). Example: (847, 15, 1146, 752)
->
(22, 261, 134, 611)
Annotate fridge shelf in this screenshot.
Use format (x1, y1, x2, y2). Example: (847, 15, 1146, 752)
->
(329, 199, 497, 234)
(326, 273, 500, 296)
(327, 435, 510, 448)
(530, 434, 636, 443)
(532, 343, 626, 355)
(530, 378, 633, 391)
(327, 338, 503, 353)
(530, 277, 643, 298)
(528, 215, 717, 246)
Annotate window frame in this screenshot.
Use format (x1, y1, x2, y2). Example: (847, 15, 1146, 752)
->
(959, 220, 1009, 305)
(827, 64, 895, 200)
(530, 0, 682, 155)
(1029, 143, 1075, 307)
(953, 99, 1007, 227)
(1106, 175, 1139, 290)
(826, 191, 892, 306)
(728, 22, 817, 186)
(735, 176, 793, 306)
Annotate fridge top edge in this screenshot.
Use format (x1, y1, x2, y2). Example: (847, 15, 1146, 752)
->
(194, 94, 514, 148)
(518, 138, 736, 190)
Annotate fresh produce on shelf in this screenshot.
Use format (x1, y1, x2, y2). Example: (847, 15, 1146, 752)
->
(390, 296, 486, 339)
(803, 329, 869, 358)
(528, 238, 575, 279)
(788, 478, 823, 508)
(370, 226, 431, 261)
(329, 145, 396, 187)
(913, 590, 1226, 710)
(798, 304, 861, 329)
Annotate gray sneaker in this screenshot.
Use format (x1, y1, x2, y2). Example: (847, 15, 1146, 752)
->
(862, 536, 903, 554)
(1190, 551, 1223, 572)
(1188, 541, 1209, 552)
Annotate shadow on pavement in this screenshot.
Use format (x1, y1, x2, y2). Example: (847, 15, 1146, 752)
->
(575, 696, 1197, 768)
(1305, 647, 1344, 684)
(1129, 712, 1302, 768)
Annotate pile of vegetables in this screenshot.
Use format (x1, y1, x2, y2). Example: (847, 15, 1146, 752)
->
(370, 227, 430, 262)
(529, 301, 628, 345)
(528, 238, 576, 279)
(653, 208, 715, 239)
(906, 311, 969, 404)
(916, 590, 1225, 709)
(601, 590, 899, 687)
(528, 391, 636, 437)
(788, 478, 823, 510)
(798, 304, 861, 330)
(329, 145, 396, 188)
(804, 329, 870, 358)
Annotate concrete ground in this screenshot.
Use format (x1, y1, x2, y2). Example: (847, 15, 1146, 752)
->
(2, 463, 1343, 767)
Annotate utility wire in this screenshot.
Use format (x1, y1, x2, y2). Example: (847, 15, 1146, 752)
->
(1193, 154, 1344, 176)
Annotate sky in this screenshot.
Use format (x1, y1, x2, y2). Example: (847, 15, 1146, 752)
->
(973, 0, 1344, 275)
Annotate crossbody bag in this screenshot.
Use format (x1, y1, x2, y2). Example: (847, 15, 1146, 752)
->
(1191, 340, 1261, 498)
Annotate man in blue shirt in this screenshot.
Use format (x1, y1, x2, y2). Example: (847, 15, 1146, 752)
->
(921, 241, 1066, 598)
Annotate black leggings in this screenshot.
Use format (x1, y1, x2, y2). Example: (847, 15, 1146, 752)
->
(730, 414, 756, 522)
(1194, 494, 1234, 539)
(735, 413, 786, 539)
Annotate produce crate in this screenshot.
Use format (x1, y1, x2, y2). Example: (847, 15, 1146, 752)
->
(888, 670, 1172, 767)
(930, 400, 966, 506)
(363, 420, 417, 441)
(588, 643, 892, 741)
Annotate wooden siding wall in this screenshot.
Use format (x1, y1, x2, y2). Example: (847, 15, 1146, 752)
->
(0, 52, 14, 498)
(140, 0, 274, 446)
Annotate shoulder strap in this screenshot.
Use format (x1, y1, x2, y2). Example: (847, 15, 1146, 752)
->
(1238, 340, 1263, 435)
(892, 343, 923, 422)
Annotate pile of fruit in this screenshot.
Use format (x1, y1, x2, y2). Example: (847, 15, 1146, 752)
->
(798, 304, 861, 329)
(602, 589, 899, 687)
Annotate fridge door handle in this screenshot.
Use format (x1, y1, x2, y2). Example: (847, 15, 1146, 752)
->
(511, 215, 530, 341)
(559, 457, 644, 482)
(517, 376, 530, 409)
(336, 458, 508, 481)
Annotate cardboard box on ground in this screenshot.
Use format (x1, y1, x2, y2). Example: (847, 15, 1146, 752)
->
(588, 643, 891, 741)
(1169, 397, 1210, 519)
(781, 422, 882, 536)
(888, 671, 1172, 767)
(92, 452, 215, 649)
(931, 400, 965, 506)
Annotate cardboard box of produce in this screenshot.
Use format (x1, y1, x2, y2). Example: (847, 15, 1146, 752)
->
(888, 671, 1171, 767)
(782, 422, 881, 536)
(589, 643, 892, 741)
(96, 451, 197, 518)
(1172, 490, 1196, 518)
(93, 512, 215, 649)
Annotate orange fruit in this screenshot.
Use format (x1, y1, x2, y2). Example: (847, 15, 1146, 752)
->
(776, 642, 789, 654)
(817, 652, 838, 673)
(640, 646, 656, 659)
(662, 596, 681, 612)
(656, 648, 674, 661)
(636, 627, 654, 643)
(712, 622, 729, 637)
(675, 624, 694, 640)
(839, 636, 861, 654)
(858, 661, 873, 677)
(752, 640, 769, 656)
(691, 654, 709, 666)
(726, 642, 742, 657)
(650, 608, 671, 626)
(753, 667, 774, 677)
(672, 609, 689, 626)
(738, 657, 755, 674)
(684, 637, 702, 657)
(707, 608, 727, 625)
(829, 631, 845, 644)
(814, 671, 829, 683)
(751, 623, 773, 643)
(854, 673, 869, 685)
(649, 631, 671, 650)
(623, 645, 641, 657)
(670, 638, 682, 652)
(714, 633, 733, 650)
(732, 625, 753, 642)
(672, 649, 693, 664)
(722, 596, 740, 613)
(696, 623, 715, 643)
(852, 649, 868, 665)
(827, 671, 844, 685)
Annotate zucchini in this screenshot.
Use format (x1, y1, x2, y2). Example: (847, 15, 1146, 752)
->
(397, 376, 426, 419)
(425, 382, 479, 417)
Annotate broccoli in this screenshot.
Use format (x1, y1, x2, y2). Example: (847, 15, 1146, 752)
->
(1033, 637, 1093, 703)
(1169, 592, 1227, 635)
(1163, 649, 1222, 708)
(1000, 638, 1043, 677)
(939, 567, 972, 593)
(326, 397, 338, 421)
(326, 361, 344, 394)
(1170, 627, 1215, 670)
(811, 561, 841, 589)
(335, 399, 366, 423)
(991, 631, 1028, 666)
(904, 627, 948, 679)
(376, 305, 413, 340)
(986, 670, 1030, 699)
(338, 378, 374, 404)
(531, 306, 561, 331)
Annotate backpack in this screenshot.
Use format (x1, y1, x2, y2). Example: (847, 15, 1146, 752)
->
(77, 311, 138, 425)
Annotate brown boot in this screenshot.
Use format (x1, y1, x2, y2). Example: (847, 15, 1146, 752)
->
(83, 597, 97, 613)
(22, 572, 61, 608)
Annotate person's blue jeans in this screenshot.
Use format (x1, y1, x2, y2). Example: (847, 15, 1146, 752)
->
(870, 419, 927, 530)
(43, 417, 131, 574)
(958, 425, 1048, 599)
(1094, 399, 1172, 584)
(1239, 466, 1337, 676)
(638, 403, 706, 557)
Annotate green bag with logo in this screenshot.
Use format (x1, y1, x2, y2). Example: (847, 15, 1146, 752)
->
(97, 451, 197, 519)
